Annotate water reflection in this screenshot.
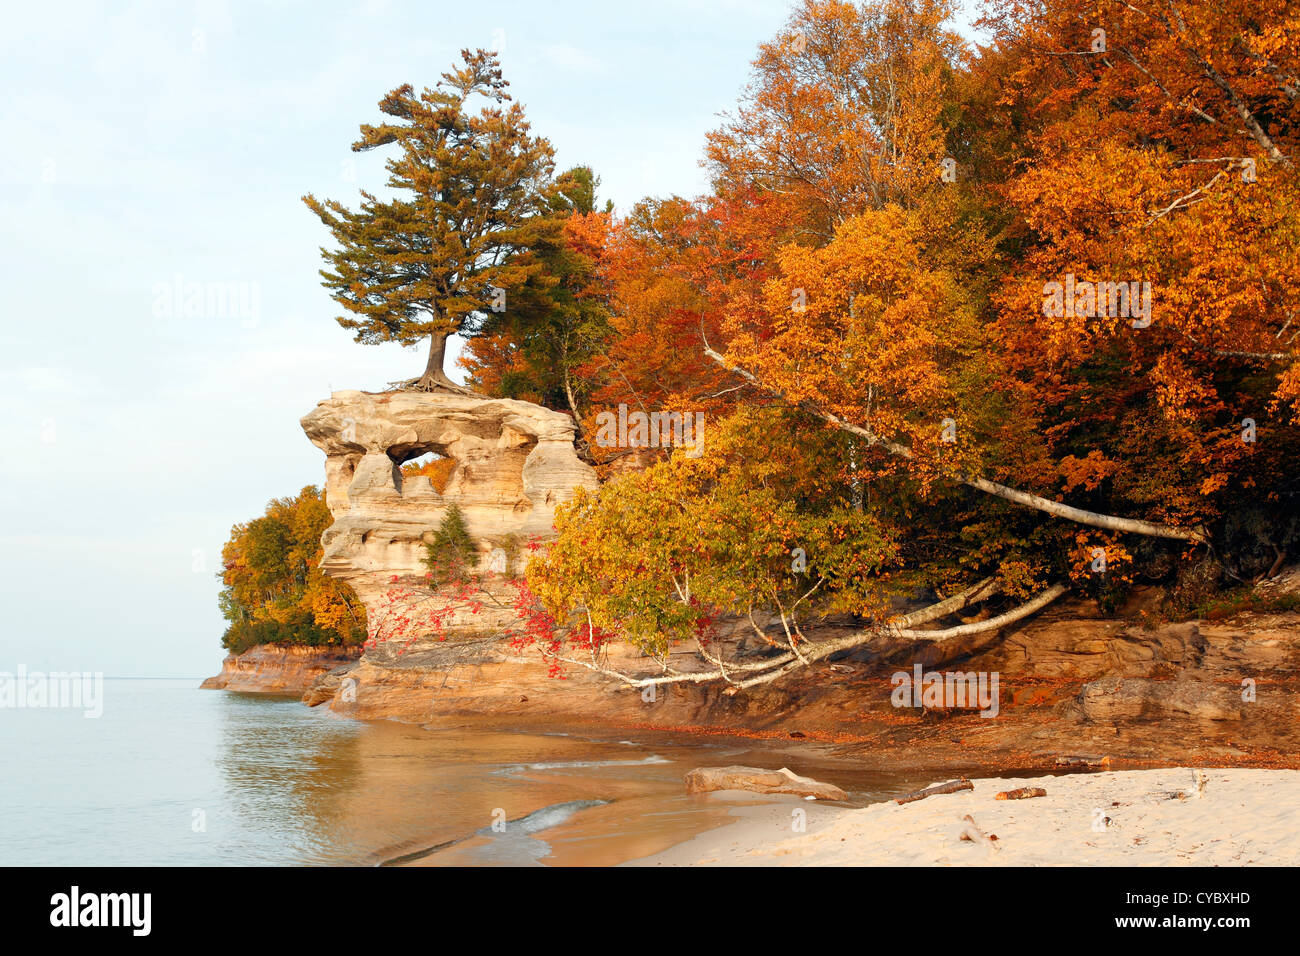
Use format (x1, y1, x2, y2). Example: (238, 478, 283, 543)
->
(2, 679, 996, 866)
(213, 691, 366, 864)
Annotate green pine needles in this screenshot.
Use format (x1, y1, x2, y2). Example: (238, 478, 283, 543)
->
(423, 504, 479, 586)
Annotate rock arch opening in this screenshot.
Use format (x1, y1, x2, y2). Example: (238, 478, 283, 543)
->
(392, 445, 456, 496)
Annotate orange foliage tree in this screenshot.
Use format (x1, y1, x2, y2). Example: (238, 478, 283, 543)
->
(218, 487, 366, 654)
(406, 0, 1299, 689)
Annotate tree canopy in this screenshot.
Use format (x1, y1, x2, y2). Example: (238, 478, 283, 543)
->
(293, 1, 1299, 691)
(504, 0, 1300, 688)
(304, 50, 558, 390)
(218, 487, 366, 654)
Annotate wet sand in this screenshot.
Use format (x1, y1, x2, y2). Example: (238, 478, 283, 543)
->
(383, 716, 1075, 867)
(378, 715, 926, 866)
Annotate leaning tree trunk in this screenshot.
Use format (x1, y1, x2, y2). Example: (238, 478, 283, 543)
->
(703, 347, 1208, 544)
(543, 576, 1069, 694)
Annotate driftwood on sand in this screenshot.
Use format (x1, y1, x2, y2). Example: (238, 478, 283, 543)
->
(1055, 755, 1111, 768)
(684, 766, 848, 801)
(894, 777, 973, 805)
(996, 787, 1048, 800)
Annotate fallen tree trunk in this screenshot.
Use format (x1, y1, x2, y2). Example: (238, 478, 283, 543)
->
(895, 777, 973, 805)
(704, 347, 1207, 544)
(892, 583, 1068, 641)
(722, 581, 1068, 692)
(897, 577, 1000, 627)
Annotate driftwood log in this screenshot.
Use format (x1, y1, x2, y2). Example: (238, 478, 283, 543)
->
(684, 766, 848, 800)
(895, 777, 973, 805)
(996, 787, 1047, 800)
(1055, 755, 1111, 768)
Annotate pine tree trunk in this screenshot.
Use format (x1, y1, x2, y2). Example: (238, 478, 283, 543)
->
(415, 333, 459, 390)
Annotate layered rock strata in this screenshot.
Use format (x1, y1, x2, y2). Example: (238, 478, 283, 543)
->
(200, 644, 361, 695)
(300, 389, 598, 632)
(289, 389, 1299, 773)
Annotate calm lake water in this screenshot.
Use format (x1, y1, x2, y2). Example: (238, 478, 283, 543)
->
(0, 679, 930, 866)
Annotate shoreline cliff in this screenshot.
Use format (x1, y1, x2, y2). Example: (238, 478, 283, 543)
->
(204, 387, 1300, 776)
(201, 643, 361, 695)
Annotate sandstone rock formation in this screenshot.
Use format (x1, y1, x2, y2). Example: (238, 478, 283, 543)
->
(289, 389, 1300, 775)
(300, 389, 598, 633)
(200, 644, 361, 695)
(303, 583, 1300, 775)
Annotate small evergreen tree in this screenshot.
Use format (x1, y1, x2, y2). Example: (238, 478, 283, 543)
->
(423, 504, 479, 586)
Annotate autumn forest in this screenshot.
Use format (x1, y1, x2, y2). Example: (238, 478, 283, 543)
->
(221, 0, 1298, 691)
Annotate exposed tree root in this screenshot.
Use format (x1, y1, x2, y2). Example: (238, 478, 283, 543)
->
(548, 577, 1068, 694)
(1255, 540, 1287, 583)
(386, 374, 476, 395)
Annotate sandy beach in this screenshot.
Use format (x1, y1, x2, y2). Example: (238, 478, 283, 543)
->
(629, 768, 1300, 866)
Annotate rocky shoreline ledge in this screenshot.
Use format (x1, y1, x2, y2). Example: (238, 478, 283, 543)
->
(202, 578, 1300, 775)
(200, 644, 361, 695)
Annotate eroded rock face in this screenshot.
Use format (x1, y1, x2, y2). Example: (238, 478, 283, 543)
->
(307, 586, 1300, 773)
(292, 394, 1300, 773)
(200, 644, 362, 695)
(300, 389, 598, 626)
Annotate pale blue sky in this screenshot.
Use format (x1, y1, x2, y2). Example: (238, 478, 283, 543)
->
(0, 1, 980, 678)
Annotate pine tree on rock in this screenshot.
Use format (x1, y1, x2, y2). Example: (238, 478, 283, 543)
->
(303, 49, 557, 391)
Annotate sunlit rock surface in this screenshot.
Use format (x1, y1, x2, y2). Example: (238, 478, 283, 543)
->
(300, 389, 598, 625)
(292, 391, 1300, 773)
(201, 644, 361, 694)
